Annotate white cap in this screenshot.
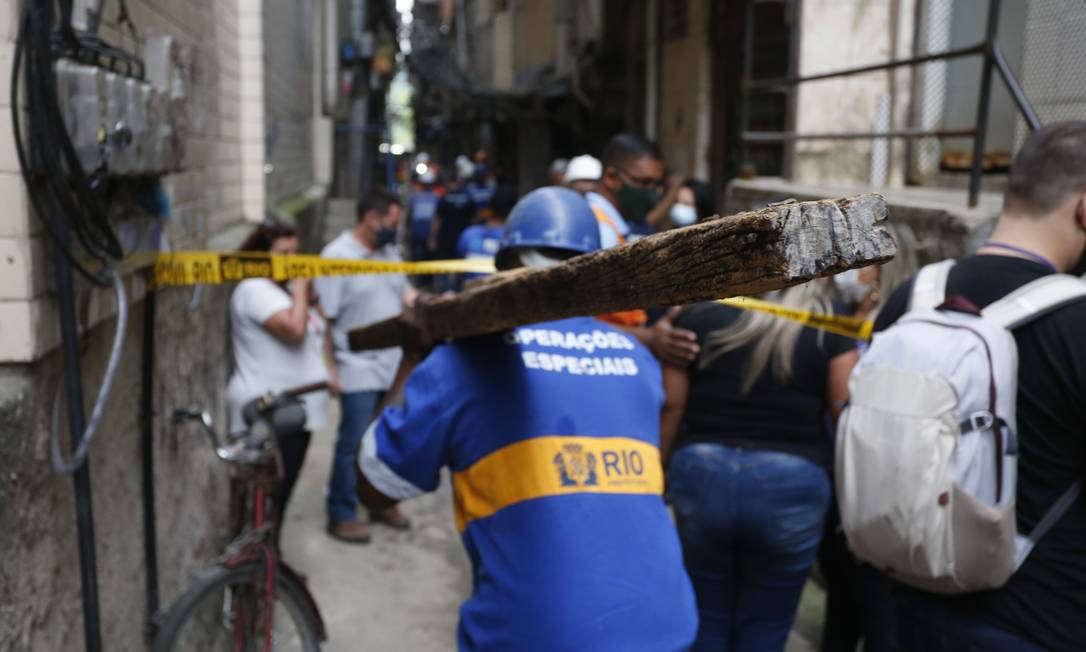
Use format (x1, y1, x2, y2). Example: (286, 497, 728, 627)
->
(455, 155, 475, 180)
(419, 170, 435, 184)
(564, 155, 602, 183)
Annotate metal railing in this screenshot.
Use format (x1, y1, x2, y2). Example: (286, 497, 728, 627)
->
(739, 0, 1041, 208)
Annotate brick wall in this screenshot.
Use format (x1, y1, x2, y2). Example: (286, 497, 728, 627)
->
(0, 0, 324, 648)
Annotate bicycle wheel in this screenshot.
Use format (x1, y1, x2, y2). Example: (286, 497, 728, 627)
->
(154, 561, 321, 652)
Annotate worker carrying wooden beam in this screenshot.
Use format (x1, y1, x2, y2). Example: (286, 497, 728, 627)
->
(351, 187, 895, 651)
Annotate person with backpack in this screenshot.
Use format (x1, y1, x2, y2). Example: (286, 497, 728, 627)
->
(818, 223, 920, 652)
(661, 280, 858, 651)
(839, 122, 1086, 652)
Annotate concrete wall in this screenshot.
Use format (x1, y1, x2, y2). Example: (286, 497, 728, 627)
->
(0, 0, 323, 648)
(725, 177, 1003, 265)
(656, 0, 711, 179)
(513, 0, 555, 74)
(0, 285, 233, 651)
(792, 0, 916, 188)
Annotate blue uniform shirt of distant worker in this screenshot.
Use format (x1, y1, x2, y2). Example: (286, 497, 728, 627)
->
(435, 188, 477, 259)
(456, 224, 503, 280)
(466, 181, 495, 217)
(358, 316, 697, 651)
(408, 190, 440, 242)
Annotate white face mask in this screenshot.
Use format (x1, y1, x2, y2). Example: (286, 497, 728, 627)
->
(670, 203, 698, 227)
(517, 249, 564, 269)
(835, 268, 872, 305)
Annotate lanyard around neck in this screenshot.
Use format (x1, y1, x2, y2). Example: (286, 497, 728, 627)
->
(981, 242, 1058, 273)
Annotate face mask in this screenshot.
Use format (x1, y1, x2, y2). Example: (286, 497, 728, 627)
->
(1071, 244, 1086, 278)
(617, 185, 661, 223)
(670, 203, 698, 227)
(1074, 207, 1086, 277)
(835, 268, 872, 305)
(377, 227, 397, 248)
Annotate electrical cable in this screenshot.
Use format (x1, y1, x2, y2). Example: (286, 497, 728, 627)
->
(10, 7, 106, 285)
(86, 0, 107, 35)
(116, 0, 141, 53)
(12, 0, 128, 286)
(49, 268, 128, 475)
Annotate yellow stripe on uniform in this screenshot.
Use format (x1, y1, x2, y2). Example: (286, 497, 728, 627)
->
(718, 296, 875, 341)
(451, 436, 663, 532)
(150, 251, 496, 287)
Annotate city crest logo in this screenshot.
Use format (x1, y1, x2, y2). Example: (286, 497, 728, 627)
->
(552, 443, 599, 487)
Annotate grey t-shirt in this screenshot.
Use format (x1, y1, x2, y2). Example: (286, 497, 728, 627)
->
(317, 231, 408, 393)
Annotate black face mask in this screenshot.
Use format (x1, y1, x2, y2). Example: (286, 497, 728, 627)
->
(1072, 207, 1086, 277)
(377, 227, 397, 248)
(1071, 253, 1086, 277)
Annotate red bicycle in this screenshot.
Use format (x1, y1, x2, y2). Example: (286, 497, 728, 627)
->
(154, 383, 328, 651)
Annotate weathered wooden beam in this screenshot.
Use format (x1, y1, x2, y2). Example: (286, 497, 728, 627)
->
(349, 193, 895, 350)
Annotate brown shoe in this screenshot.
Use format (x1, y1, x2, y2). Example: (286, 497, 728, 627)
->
(369, 506, 411, 531)
(327, 518, 371, 544)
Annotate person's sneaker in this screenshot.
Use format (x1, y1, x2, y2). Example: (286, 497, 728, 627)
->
(326, 518, 371, 544)
(369, 506, 411, 531)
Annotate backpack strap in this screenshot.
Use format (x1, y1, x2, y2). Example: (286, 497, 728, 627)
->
(1015, 480, 1084, 568)
(909, 260, 955, 312)
(981, 274, 1086, 329)
(985, 274, 1086, 568)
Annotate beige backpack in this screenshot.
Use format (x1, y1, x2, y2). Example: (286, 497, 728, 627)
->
(836, 261, 1085, 594)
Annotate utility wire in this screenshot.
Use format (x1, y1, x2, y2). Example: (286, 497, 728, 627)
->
(12, 0, 134, 286)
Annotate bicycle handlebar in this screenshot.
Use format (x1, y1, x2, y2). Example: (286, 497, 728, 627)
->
(171, 383, 328, 465)
(281, 381, 329, 398)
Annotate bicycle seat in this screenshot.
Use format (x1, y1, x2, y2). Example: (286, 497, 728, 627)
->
(241, 395, 307, 436)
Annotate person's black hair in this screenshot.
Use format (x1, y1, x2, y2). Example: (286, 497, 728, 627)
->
(601, 133, 662, 171)
(356, 187, 401, 222)
(1005, 121, 1086, 216)
(683, 178, 716, 220)
(240, 214, 299, 252)
(490, 184, 518, 220)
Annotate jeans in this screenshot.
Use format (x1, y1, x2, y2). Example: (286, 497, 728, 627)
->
(895, 592, 1050, 652)
(669, 443, 831, 652)
(327, 390, 383, 524)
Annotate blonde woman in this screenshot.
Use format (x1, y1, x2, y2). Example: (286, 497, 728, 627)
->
(661, 281, 858, 652)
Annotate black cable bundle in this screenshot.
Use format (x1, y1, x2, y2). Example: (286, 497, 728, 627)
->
(12, 0, 124, 286)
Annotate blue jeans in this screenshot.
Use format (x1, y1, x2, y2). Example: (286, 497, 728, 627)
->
(668, 443, 831, 652)
(895, 592, 1050, 652)
(327, 390, 383, 524)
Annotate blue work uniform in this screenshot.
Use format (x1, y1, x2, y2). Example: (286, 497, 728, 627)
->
(467, 181, 495, 217)
(359, 317, 697, 651)
(435, 189, 476, 259)
(408, 190, 440, 259)
(456, 224, 503, 280)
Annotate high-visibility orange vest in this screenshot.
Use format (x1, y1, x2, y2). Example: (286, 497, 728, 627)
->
(592, 205, 625, 246)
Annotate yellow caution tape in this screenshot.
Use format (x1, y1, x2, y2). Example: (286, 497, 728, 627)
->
(718, 296, 874, 341)
(148, 251, 495, 287)
(128, 251, 873, 341)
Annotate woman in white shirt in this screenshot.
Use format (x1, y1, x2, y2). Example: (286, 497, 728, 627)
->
(227, 217, 340, 536)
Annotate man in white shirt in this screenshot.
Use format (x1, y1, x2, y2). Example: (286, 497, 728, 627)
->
(317, 188, 415, 542)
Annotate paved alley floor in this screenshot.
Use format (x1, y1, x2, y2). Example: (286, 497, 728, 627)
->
(280, 422, 471, 651)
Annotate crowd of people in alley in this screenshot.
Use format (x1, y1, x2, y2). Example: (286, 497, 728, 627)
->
(225, 123, 1086, 652)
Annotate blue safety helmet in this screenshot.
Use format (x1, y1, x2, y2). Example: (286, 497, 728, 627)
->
(495, 187, 601, 270)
